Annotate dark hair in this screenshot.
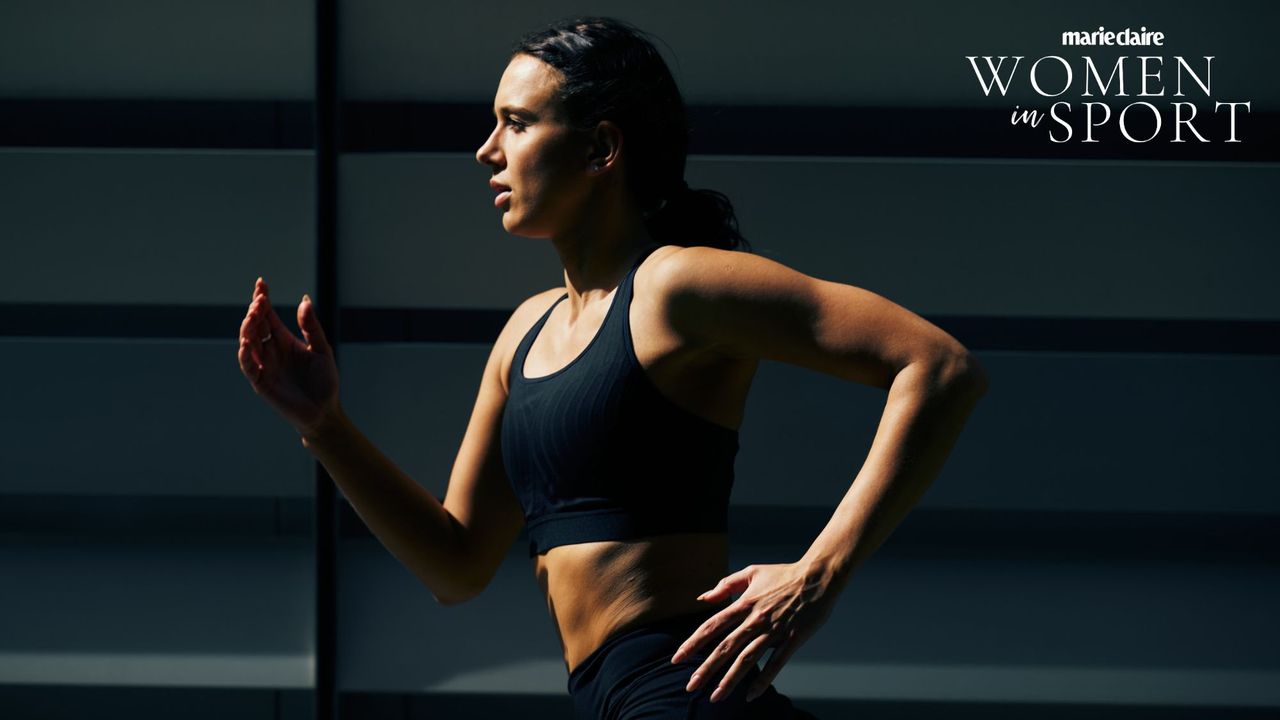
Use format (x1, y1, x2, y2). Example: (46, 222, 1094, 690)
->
(512, 17, 750, 253)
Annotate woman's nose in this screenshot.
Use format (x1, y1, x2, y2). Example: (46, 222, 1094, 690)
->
(476, 129, 499, 166)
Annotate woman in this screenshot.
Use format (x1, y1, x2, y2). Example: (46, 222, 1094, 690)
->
(238, 16, 988, 720)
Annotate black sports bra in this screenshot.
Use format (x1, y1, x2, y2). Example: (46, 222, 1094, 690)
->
(500, 246, 740, 557)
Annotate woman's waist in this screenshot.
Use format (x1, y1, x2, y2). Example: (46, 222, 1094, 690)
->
(535, 533, 730, 674)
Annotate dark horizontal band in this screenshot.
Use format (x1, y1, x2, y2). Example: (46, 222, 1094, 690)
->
(1, 99, 1275, 161)
(4, 496, 1275, 566)
(344, 101, 1279, 162)
(1, 304, 1276, 355)
(0, 99, 315, 149)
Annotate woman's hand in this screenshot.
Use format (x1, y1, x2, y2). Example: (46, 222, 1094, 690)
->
(669, 561, 842, 704)
(238, 277, 341, 438)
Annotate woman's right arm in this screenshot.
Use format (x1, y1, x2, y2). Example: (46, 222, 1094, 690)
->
(300, 405, 480, 606)
(239, 277, 539, 606)
(298, 293, 536, 606)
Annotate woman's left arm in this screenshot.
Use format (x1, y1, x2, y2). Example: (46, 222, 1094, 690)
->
(656, 246, 989, 703)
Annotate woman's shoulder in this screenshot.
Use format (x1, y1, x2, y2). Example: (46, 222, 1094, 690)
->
(524, 285, 569, 312)
(642, 243, 748, 278)
(639, 243, 833, 363)
(638, 243, 766, 313)
(483, 286, 567, 391)
(637, 244, 732, 294)
(635, 244, 758, 357)
(504, 286, 567, 342)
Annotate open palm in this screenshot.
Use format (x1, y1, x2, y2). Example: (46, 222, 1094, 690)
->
(237, 277, 340, 437)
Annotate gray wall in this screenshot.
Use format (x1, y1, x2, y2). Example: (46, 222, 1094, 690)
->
(2, 1, 1277, 719)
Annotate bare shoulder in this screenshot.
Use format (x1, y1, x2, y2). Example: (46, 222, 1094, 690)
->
(488, 286, 567, 393)
(642, 244, 814, 301)
(639, 244, 825, 353)
(515, 285, 569, 320)
(643, 244, 977, 388)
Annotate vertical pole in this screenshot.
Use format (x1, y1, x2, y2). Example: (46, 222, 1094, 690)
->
(314, 0, 340, 718)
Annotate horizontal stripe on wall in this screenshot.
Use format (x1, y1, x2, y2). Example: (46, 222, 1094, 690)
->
(1, 304, 1276, 354)
(2, 100, 1275, 161)
(0, 687, 313, 719)
(0, 99, 314, 149)
(3, 495, 1274, 564)
(346, 102, 1280, 162)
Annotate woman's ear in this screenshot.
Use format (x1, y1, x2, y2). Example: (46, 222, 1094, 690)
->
(586, 120, 624, 174)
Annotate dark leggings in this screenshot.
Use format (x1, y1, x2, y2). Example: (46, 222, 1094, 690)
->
(567, 609, 819, 719)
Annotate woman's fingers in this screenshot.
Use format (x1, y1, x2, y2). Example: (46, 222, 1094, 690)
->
(297, 294, 330, 355)
(673, 603, 737, 666)
(254, 278, 303, 357)
(264, 296, 298, 352)
(238, 329, 262, 385)
(255, 302, 280, 370)
(248, 296, 273, 368)
(686, 625, 739, 693)
(680, 604, 752, 693)
(250, 298, 266, 359)
(240, 277, 272, 385)
(745, 633, 797, 702)
(709, 632, 772, 703)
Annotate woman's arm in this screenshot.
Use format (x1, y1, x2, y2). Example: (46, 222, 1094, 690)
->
(299, 291, 543, 607)
(799, 350, 987, 591)
(659, 246, 988, 582)
(241, 278, 525, 606)
(302, 408, 475, 605)
(653, 245, 987, 702)
(655, 246, 988, 585)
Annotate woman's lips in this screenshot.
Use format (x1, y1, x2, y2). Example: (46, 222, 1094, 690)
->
(494, 190, 512, 207)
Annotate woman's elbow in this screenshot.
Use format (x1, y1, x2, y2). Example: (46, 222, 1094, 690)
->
(432, 585, 477, 607)
(930, 347, 989, 397)
(957, 353, 990, 397)
(426, 565, 483, 607)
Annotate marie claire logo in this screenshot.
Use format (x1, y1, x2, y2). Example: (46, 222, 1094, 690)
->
(1062, 26, 1165, 47)
(966, 28, 1251, 143)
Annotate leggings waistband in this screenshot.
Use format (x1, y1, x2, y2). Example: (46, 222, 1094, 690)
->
(566, 609, 715, 694)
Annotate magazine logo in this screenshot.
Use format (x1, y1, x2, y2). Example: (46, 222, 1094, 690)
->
(965, 29, 1251, 143)
(1061, 26, 1165, 47)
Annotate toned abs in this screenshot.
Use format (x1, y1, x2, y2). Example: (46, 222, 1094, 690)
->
(537, 533, 732, 673)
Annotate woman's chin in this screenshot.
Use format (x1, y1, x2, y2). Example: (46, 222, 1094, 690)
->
(502, 213, 544, 237)
(502, 218, 537, 238)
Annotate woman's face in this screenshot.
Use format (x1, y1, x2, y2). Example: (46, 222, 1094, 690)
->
(475, 54, 593, 237)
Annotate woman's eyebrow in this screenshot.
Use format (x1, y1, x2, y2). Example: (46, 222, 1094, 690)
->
(495, 104, 538, 119)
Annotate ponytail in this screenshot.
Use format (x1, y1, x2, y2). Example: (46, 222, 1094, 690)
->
(643, 181, 750, 252)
